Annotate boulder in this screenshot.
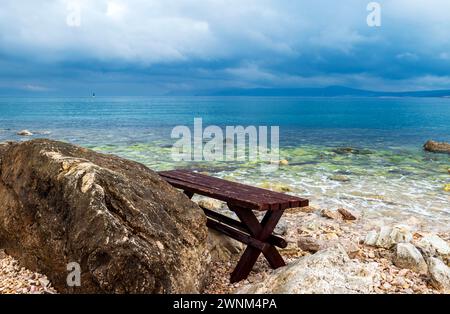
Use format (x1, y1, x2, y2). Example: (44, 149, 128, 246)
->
(423, 140, 450, 154)
(0, 139, 210, 293)
(237, 245, 379, 294)
(415, 234, 450, 265)
(364, 225, 413, 249)
(393, 243, 427, 274)
(427, 257, 450, 292)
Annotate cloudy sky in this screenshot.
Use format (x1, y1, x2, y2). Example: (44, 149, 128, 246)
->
(1, 0, 450, 95)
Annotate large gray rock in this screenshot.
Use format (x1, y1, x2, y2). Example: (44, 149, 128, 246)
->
(423, 140, 450, 154)
(0, 139, 210, 293)
(393, 243, 427, 274)
(427, 257, 450, 292)
(237, 245, 379, 294)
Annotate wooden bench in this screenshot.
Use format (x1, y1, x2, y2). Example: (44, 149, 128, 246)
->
(158, 169, 309, 283)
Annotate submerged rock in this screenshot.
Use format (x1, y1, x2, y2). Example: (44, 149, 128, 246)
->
(16, 130, 33, 136)
(329, 174, 350, 182)
(423, 140, 450, 154)
(279, 159, 289, 166)
(393, 243, 427, 274)
(0, 139, 210, 293)
(332, 147, 372, 155)
(270, 159, 289, 166)
(259, 181, 292, 193)
(236, 245, 379, 294)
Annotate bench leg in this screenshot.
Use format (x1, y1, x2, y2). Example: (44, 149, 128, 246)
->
(229, 206, 286, 283)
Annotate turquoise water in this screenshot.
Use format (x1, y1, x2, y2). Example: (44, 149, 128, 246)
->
(0, 96, 449, 226)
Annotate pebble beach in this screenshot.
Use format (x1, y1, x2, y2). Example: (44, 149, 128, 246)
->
(0, 250, 56, 294)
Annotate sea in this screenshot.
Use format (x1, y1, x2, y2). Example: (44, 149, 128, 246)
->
(0, 96, 449, 228)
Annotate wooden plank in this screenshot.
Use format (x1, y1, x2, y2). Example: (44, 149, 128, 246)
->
(162, 170, 286, 210)
(172, 169, 307, 207)
(167, 169, 305, 208)
(202, 207, 288, 249)
(230, 207, 286, 283)
(163, 177, 264, 209)
(206, 219, 269, 252)
(159, 170, 309, 210)
(232, 207, 286, 269)
(160, 170, 296, 206)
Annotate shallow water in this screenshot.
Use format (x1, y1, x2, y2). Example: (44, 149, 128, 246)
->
(0, 96, 449, 228)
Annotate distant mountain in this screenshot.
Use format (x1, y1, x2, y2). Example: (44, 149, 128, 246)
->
(189, 86, 450, 97)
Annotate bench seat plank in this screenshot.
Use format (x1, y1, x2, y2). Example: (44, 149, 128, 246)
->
(159, 169, 308, 211)
(167, 169, 304, 207)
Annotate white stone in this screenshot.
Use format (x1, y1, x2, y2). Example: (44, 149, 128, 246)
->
(393, 243, 427, 274)
(364, 230, 378, 246)
(427, 257, 450, 292)
(416, 234, 450, 264)
(364, 225, 413, 249)
(236, 245, 379, 294)
(17, 130, 33, 136)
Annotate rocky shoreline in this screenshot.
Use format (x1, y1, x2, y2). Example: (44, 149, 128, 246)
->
(199, 197, 449, 294)
(2, 202, 448, 294)
(0, 139, 449, 294)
